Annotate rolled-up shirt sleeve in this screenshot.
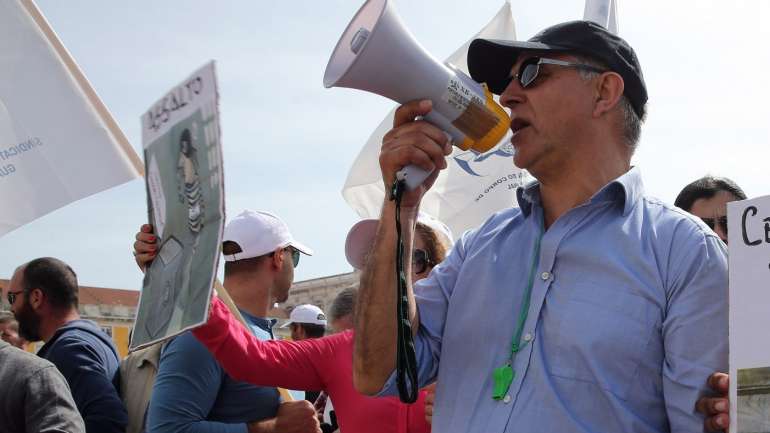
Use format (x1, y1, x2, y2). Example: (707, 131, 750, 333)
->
(662, 227, 728, 431)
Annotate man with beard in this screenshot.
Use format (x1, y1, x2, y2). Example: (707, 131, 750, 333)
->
(5, 257, 127, 433)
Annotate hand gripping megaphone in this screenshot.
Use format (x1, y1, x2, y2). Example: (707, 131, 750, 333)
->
(324, 0, 510, 190)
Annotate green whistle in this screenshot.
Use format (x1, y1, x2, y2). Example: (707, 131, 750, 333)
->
(492, 364, 514, 400)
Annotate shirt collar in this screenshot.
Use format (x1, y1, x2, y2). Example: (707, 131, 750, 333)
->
(515, 167, 643, 217)
(516, 179, 542, 217)
(239, 309, 275, 334)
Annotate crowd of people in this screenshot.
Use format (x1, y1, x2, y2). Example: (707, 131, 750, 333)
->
(0, 19, 751, 433)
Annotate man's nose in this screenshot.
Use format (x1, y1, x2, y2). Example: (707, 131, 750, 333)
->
(500, 78, 525, 109)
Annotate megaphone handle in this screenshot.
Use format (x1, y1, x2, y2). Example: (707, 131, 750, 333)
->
(395, 116, 455, 190)
(395, 122, 456, 190)
(396, 165, 432, 190)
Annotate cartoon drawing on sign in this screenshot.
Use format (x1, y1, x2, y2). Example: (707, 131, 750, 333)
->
(143, 125, 206, 340)
(177, 128, 204, 233)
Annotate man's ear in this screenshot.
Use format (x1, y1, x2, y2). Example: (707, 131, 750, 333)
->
(593, 71, 624, 118)
(28, 288, 44, 310)
(270, 247, 285, 270)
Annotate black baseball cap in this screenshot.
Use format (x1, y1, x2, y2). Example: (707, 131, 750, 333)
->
(468, 20, 647, 118)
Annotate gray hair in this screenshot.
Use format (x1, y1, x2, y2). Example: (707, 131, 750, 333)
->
(573, 55, 646, 152)
(329, 287, 357, 322)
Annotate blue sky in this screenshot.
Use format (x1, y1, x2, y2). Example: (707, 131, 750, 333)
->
(1, 0, 768, 289)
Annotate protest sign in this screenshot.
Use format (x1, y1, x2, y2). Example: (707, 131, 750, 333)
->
(341, 2, 530, 237)
(131, 62, 224, 350)
(728, 194, 770, 433)
(0, 0, 142, 237)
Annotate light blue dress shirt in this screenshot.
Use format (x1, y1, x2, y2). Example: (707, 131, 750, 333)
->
(380, 168, 728, 433)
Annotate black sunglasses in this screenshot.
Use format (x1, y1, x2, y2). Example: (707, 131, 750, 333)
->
(701, 216, 728, 236)
(289, 248, 300, 268)
(6, 290, 23, 305)
(412, 249, 435, 275)
(510, 56, 607, 89)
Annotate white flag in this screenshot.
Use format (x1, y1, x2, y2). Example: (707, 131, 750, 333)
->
(341, 2, 531, 237)
(0, 0, 142, 237)
(583, 0, 619, 34)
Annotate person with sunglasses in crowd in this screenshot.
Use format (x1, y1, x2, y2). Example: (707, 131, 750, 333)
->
(134, 213, 452, 433)
(4, 257, 127, 433)
(675, 175, 747, 244)
(133, 209, 321, 433)
(673, 176, 747, 432)
(353, 20, 728, 433)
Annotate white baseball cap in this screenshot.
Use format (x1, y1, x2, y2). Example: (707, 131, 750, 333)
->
(222, 210, 313, 262)
(344, 212, 454, 270)
(280, 304, 327, 328)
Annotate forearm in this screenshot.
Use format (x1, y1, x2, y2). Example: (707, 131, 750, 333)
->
(353, 200, 419, 394)
(193, 298, 325, 390)
(246, 418, 275, 433)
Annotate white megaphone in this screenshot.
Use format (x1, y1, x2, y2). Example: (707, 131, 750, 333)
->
(324, 0, 510, 190)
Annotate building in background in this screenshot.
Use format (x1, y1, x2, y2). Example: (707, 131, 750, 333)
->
(273, 271, 359, 340)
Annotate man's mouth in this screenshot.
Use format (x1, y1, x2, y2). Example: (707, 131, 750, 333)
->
(510, 118, 531, 136)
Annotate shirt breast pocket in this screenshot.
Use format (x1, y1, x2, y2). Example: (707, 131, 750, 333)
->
(543, 282, 659, 401)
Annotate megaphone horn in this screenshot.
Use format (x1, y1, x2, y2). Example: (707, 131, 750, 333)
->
(324, 0, 510, 190)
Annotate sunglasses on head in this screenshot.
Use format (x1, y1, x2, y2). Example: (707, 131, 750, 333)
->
(701, 215, 728, 236)
(510, 56, 607, 89)
(6, 290, 23, 305)
(412, 249, 435, 275)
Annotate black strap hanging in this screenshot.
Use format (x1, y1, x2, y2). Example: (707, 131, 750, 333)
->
(390, 178, 419, 403)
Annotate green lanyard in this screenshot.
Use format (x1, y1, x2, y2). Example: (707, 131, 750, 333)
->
(492, 221, 544, 400)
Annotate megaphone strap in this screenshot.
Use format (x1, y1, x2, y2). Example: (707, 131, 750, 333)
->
(390, 178, 419, 404)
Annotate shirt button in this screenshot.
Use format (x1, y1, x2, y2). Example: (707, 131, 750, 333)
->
(540, 271, 551, 281)
(523, 333, 533, 342)
(503, 395, 511, 404)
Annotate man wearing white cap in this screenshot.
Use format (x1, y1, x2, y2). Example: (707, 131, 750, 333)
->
(185, 215, 454, 433)
(281, 304, 327, 342)
(134, 209, 321, 433)
(280, 304, 327, 405)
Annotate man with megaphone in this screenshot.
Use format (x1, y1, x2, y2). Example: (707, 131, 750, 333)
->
(353, 20, 728, 433)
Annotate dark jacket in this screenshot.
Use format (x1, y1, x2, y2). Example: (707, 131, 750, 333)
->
(38, 319, 128, 433)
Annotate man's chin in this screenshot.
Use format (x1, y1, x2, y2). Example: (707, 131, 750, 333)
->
(513, 151, 533, 171)
(15, 308, 42, 342)
(18, 324, 40, 342)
